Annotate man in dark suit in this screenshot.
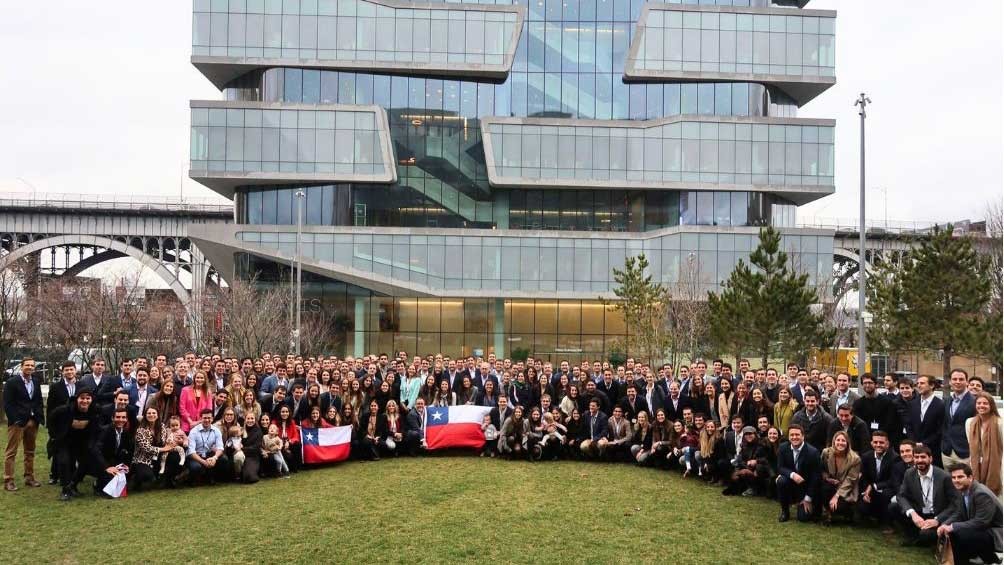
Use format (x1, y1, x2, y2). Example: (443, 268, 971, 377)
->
(79, 357, 122, 410)
(776, 424, 821, 523)
(100, 391, 139, 428)
(46, 361, 80, 484)
(3, 358, 45, 491)
(719, 416, 745, 484)
(579, 398, 608, 459)
(937, 463, 1003, 565)
(582, 380, 611, 416)
(825, 404, 871, 453)
(616, 385, 649, 424)
(896, 445, 958, 546)
(404, 397, 428, 456)
(489, 395, 513, 431)
(941, 369, 976, 468)
(320, 382, 342, 417)
(211, 390, 230, 422)
(790, 390, 832, 450)
(596, 370, 621, 408)
(661, 381, 690, 423)
(49, 387, 100, 501)
(853, 373, 896, 439)
(857, 431, 905, 528)
(260, 386, 289, 420)
(908, 375, 944, 467)
(91, 407, 135, 494)
(452, 358, 477, 393)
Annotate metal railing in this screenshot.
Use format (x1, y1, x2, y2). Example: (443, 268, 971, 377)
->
(0, 192, 233, 214)
(798, 216, 952, 235)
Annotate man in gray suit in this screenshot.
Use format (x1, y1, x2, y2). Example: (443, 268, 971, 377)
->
(827, 372, 860, 416)
(937, 463, 1003, 565)
(897, 445, 958, 547)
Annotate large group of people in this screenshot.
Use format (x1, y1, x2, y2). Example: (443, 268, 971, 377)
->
(4, 352, 1002, 563)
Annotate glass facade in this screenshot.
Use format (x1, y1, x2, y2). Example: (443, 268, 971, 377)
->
(190, 102, 392, 180)
(628, 6, 836, 94)
(237, 252, 629, 360)
(237, 185, 795, 230)
(190, 0, 838, 357)
(225, 65, 796, 118)
(235, 227, 832, 295)
(484, 117, 834, 190)
(192, 0, 521, 75)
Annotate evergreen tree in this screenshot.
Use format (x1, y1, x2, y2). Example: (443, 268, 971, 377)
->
(868, 225, 992, 380)
(606, 253, 671, 364)
(708, 227, 825, 368)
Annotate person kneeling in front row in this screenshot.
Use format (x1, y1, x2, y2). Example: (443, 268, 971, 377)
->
(936, 462, 1003, 564)
(776, 424, 821, 523)
(579, 399, 608, 460)
(186, 409, 230, 485)
(895, 445, 957, 547)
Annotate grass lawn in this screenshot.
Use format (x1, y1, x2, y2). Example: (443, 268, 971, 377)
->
(6, 428, 932, 565)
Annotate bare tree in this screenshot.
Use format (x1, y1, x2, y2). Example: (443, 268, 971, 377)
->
(216, 275, 291, 359)
(298, 310, 335, 357)
(0, 266, 25, 357)
(666, 253, 709, 367)
(27, 277, 97, 365)
(0, 266, 26, 420)
(982, 200, 1003, 378)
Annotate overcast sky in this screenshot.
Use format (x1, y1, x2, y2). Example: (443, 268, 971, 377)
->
(1, 0, 1001, 226)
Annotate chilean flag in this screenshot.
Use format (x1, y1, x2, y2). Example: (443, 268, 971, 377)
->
(301, 425, 352, 464)
(425, 405, 492, 450)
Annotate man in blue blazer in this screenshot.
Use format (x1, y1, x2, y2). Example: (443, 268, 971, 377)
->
(4, 358, 46, 491)
(776, 424, 821, 523)
(580, 398, 609, 459)
(942, 369, 976, 468)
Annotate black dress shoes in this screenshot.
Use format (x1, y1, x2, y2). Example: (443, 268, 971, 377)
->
(778, 510, 791, 523)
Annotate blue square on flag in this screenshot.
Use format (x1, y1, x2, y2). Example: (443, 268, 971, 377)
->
(427, 406, 449, 427)
(301, 429, 319, 446)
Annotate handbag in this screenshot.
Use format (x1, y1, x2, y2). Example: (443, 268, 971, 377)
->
(937, 534, 954, 565)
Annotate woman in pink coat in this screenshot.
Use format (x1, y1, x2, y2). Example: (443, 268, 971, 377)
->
(179, 371, 214, 432)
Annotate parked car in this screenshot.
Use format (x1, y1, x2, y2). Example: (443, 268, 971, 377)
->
(4, 360, 54, 384)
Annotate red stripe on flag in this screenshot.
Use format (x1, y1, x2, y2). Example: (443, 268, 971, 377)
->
(426, 422, 485, 450)
(302, 442, 351, 464)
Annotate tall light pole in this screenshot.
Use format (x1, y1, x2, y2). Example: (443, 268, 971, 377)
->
(855, 93, 872, 382)
(294, 189, 305, 355)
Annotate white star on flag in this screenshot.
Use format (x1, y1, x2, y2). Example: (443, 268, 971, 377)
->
(305, 432, 314, 441)
(432, 410, 443, 421)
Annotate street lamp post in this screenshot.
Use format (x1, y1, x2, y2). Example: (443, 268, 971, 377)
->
(855, 93, 872, 383)
(294, 190, 305, 355)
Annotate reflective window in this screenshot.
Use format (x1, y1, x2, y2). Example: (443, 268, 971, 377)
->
(190, 103, 390, 178)
(485, 118, 835, 189)
(193, 0, 520, 71)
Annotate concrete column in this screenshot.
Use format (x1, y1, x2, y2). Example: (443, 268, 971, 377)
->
(353, 297, 366, 357)
(188, 245, 208, 351)
(493, 298, 505, 359)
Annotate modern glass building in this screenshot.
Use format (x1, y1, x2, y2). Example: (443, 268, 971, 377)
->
(187, 0, 837, 361)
